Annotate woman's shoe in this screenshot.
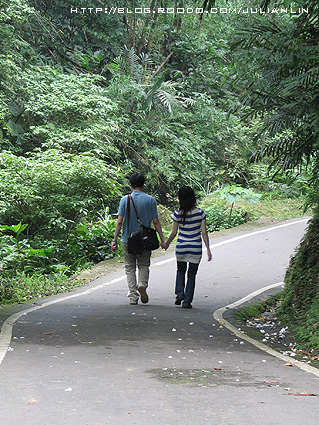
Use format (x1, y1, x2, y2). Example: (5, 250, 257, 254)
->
(175, 297, 183, 305)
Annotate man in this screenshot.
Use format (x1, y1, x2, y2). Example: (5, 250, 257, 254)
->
(111, 172, 166, 305)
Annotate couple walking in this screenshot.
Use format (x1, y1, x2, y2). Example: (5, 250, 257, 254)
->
(111, 172, 212, 308)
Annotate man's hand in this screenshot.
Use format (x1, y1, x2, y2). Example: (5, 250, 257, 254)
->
(111, 240, 118, 252)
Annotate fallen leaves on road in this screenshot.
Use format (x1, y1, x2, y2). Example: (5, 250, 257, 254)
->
(288, 392, 319, 396)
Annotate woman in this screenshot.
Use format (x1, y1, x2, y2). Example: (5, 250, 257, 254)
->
(164, 186, 212, 308)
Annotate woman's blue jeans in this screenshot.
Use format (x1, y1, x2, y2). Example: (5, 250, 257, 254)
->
(175, 261, 199, 304)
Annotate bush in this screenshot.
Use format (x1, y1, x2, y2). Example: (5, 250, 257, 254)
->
(278, 212, 319, 348)
(66, 208, 119, 264)
(0, 268, 81, 304)
(205, 204, 246, 231)
(0, 149, 120, 238)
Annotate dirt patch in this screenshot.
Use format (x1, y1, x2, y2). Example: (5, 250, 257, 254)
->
(149, 367, 288, 389)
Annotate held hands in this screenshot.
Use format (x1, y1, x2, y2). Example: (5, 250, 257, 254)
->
(161, 240, 169, 250)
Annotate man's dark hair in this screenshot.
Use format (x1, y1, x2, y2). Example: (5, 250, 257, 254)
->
(129, 172, 146, 189)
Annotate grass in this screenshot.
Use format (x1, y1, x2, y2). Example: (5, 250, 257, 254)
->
(234, 293, 283, 322)
(201, 194, 308, 222)
(241, 197, 309, 221)
(0, 270, 84, 305)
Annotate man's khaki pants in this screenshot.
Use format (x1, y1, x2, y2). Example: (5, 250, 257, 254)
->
(122, 243, 151, 302)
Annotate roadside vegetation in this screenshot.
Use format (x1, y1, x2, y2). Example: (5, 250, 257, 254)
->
(234, 292, 319, 366)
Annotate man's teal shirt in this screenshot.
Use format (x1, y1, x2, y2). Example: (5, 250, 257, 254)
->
(117, 190, 158, 243)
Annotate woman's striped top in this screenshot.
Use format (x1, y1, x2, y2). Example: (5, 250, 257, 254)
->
(171, 208, 206, 264)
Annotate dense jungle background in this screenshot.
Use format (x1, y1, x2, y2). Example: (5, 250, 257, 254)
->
(1, 0, 319, 347)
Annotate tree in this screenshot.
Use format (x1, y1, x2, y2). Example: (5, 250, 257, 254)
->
(231, 0, 319, 334)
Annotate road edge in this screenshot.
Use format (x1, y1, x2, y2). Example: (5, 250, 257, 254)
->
(214, 282, 319, 378)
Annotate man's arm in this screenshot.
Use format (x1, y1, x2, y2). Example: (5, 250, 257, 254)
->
(111, 215, 123, 252)
(153, 217, 166, 249)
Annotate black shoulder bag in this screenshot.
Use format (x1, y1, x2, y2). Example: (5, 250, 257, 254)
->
(127, 194, 159, 254)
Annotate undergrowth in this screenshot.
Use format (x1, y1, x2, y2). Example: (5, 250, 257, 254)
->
(0, 270, 84, 305)
(235, 292, 283, 322)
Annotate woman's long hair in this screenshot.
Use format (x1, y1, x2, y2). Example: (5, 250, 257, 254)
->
(178, 186, 196, 225)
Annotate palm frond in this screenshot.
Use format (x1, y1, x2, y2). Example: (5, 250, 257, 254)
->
(144, 79, 191, 115)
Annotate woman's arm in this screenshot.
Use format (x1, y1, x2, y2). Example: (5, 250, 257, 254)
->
(201, 218, 212, 261)
(164, 221, 179, 249)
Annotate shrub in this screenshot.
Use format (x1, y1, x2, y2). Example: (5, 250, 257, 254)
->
(0, 149, 120, 238)
(205, 204, 245, 231)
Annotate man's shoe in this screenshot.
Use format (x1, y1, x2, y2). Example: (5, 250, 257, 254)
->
(138, 286, 149, 304)
(182, 302, 192, 309)
(175, 297, 183, 305)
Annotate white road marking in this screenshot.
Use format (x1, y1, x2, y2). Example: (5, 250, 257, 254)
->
(0, 276, 126, 364)
(152, 217, 310, 267)
(214, 281, 319, 378)
(0, 217, 310, 367)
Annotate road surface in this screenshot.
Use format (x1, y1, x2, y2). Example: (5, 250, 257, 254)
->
(1, 217, 318, 425)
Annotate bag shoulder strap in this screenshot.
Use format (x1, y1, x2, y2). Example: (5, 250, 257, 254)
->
(127, 194, 130, 234)
(129, 194, 140, 220)
(127, 194, 142, 231)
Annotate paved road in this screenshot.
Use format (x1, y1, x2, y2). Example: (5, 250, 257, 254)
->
(1, 217, 318, 425)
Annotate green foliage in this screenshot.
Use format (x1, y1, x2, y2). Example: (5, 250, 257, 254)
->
(0, 224, 55, 274)
(235, 293, 283, 322)
(1, 66, 120, 155)
(0, 268, 81, 304)
(67, 209, 118, 264)
(279, 212, 319, 348)
(232, 0, 319, 193)
(215, 185, 261, 225)
(205, 204, 246, 231)
(205, 205, 245, 232)
(201, 194, 247, 232)
(281, 213, 319, 318)
(0, 0, 33, 82)
(216, 186, 262, 204)
(0, 150, 120, 237)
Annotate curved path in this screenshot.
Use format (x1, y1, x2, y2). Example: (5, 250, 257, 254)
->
(1, 217, 318, 425)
